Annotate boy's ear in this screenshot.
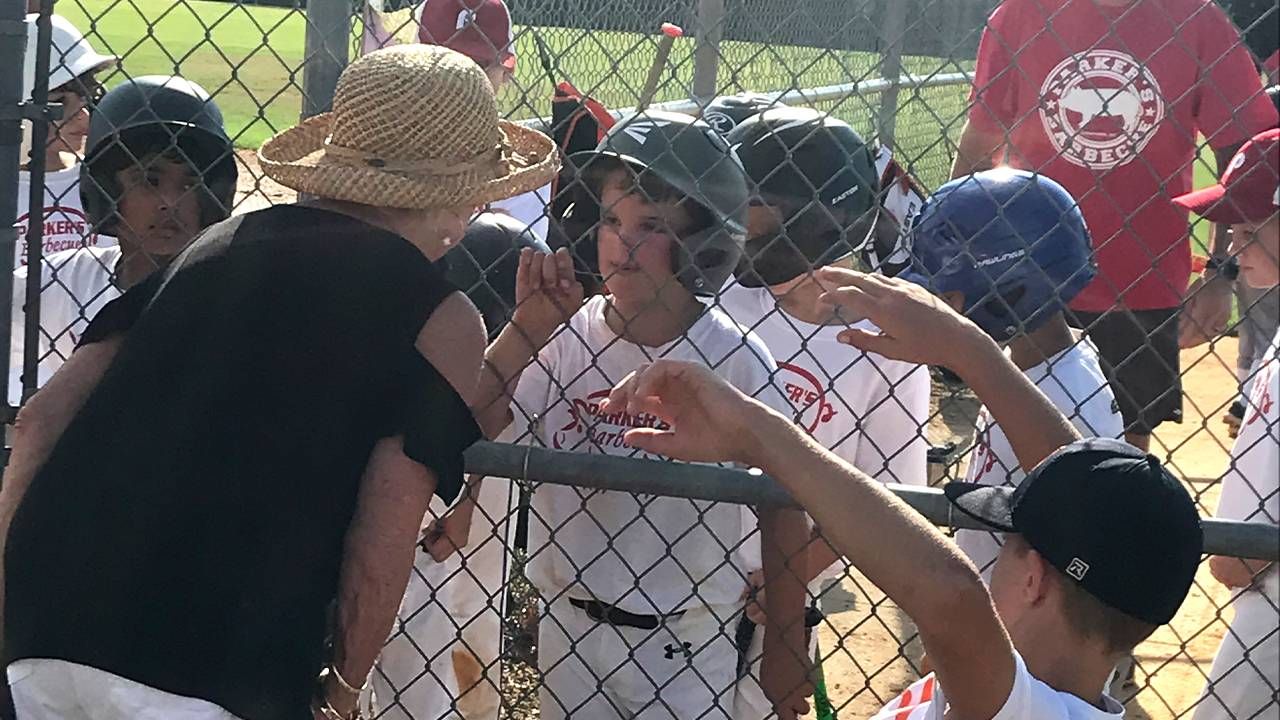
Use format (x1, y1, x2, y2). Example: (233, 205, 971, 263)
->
(1022, 546, 1053, 608)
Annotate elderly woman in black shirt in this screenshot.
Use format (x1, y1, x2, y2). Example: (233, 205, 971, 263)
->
(0, 45, 558, 720)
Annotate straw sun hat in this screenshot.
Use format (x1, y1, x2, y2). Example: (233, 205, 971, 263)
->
(259, 44, 559, 209)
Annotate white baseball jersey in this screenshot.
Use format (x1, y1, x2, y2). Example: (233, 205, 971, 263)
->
(1192, 329, 1279, 720)
(717, 282, 931, 720)
(1218, 329, 1280, 542)
(8, 245, 121, 405)
(515, 294, 785, 615)
(15, 166, 115, 270)
(873, 651, 1124, 719)
(717, 282, 930, 484)
(956, 338, 1122, 578)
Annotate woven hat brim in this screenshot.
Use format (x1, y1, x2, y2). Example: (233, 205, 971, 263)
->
(258, 114, 560, 210)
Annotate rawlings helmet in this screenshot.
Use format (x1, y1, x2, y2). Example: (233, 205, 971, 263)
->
(701, 93, 782, 136)
(904, 168, 1097, 342)
(564, 110, 748, 296)
(727, 107, 880, 287)
(446, 211, 551, 339)
(81, 75, 237, 234)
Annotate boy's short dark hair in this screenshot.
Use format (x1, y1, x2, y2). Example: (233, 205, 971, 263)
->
(585, 157, 715, 235)
(1007, 536, 1159, 656)
(87, 128, 222, 231)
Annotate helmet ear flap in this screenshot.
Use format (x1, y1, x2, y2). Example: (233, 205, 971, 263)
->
(673, 225, 742, 295)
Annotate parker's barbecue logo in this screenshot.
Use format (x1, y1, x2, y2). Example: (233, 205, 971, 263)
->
(1039, 50, 1164, 171)
(553, 388, 670, 451)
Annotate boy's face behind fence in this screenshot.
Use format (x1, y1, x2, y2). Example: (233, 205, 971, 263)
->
(114, 155, 202, 259)
(596, 174, 694, 303)
(46, 74, 100, 156)
(1231, 214, 1280, 288)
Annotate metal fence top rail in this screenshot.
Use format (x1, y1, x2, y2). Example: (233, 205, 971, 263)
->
(465, 441, 1280, 562)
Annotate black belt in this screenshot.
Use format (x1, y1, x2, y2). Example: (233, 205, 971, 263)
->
(568, 597, 685, 630)
(734, 606, 824, 678)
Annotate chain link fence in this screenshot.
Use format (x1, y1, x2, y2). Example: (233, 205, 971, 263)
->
(1, 0, 1278, 719)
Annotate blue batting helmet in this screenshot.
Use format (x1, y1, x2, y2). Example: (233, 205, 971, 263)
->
(904, 169, 1096, 341)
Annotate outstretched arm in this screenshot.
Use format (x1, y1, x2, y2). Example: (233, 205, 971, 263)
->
(472, 248, 583, 439)
(603, 271, 1080, 720)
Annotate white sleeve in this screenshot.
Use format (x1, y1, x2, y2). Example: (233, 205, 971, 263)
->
(989, 651, 1074, 720)
(855, 359, 931, 486)
(8, 266, 26, 407)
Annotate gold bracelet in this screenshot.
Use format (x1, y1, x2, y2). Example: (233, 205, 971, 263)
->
(325, 664, 367, 697)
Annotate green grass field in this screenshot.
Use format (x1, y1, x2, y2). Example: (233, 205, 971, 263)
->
(56, 0, 1220, 251)
(54, 0, 972, 162)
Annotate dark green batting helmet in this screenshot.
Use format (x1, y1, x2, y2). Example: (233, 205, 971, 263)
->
(727, 107, 880, 287)
(565, 110, 749, 296)
(81, 75, 236, 234)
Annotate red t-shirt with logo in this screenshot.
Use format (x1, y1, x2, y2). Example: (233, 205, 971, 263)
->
(968, 0, 1278, 312)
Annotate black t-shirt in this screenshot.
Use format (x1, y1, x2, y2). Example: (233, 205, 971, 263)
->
(3, 205, 482, 719)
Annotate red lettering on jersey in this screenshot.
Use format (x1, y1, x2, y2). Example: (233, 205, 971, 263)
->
(553, 388, 670, 453)
(890, 676, 936, 720)
(778, 362, 838, 434)
(1246, 383, 1273, 427)
(13, 206, 98, 265)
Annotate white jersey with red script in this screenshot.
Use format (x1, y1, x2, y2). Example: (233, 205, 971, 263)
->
(15, 166, 115, 270)
(956, 338, 1122, 578)
(717, 282, 930, 484)
(873, 651, 1124, 719)
(514, 294, 785, 615)
(1193, 329, 1279, 720)
(8, 245, 121, 405)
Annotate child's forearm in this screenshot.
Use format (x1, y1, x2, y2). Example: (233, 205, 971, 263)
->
(760, 506, 810, 672)
(803, 531, 843, 585)
(473, 322, 551, 439)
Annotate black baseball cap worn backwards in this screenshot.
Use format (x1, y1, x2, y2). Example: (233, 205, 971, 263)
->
(945, 438, 1203, 625)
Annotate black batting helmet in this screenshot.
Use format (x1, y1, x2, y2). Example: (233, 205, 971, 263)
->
(701, 93, 783, 136)
(446, 211, 551, 339)
(565, 110, 748, 296)
(81, 75, 237, 234)
(727, 107, 880, 287)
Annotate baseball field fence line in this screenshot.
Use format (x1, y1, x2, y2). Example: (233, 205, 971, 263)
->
(2, 0, 1278, 719)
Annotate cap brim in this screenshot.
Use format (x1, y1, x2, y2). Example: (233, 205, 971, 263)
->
(944, 483, 1018, 533)
(1172, 184, 1249, 224)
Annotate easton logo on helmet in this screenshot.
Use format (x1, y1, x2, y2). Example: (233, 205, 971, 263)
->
(621, 119, 663, 145)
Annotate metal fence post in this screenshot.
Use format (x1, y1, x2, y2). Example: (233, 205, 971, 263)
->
(302, 0, 351, 118)
(876, 0, 910, 149)
(0, 0, 28, 428)
(692, 0, 724, 102)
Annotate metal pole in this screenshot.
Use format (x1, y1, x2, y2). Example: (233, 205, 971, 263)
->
(464, 441, 1280, 561)
(691, 0, 724, 102)
(876, 0, 910, 149)
(21, 2, 56, 406)
(0, 0, 28, 426)
(302, 0, 351, 118)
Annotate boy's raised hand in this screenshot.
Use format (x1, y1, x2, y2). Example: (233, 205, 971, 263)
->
(816, 267, 990, 370)
(511, 247, 584, 343)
